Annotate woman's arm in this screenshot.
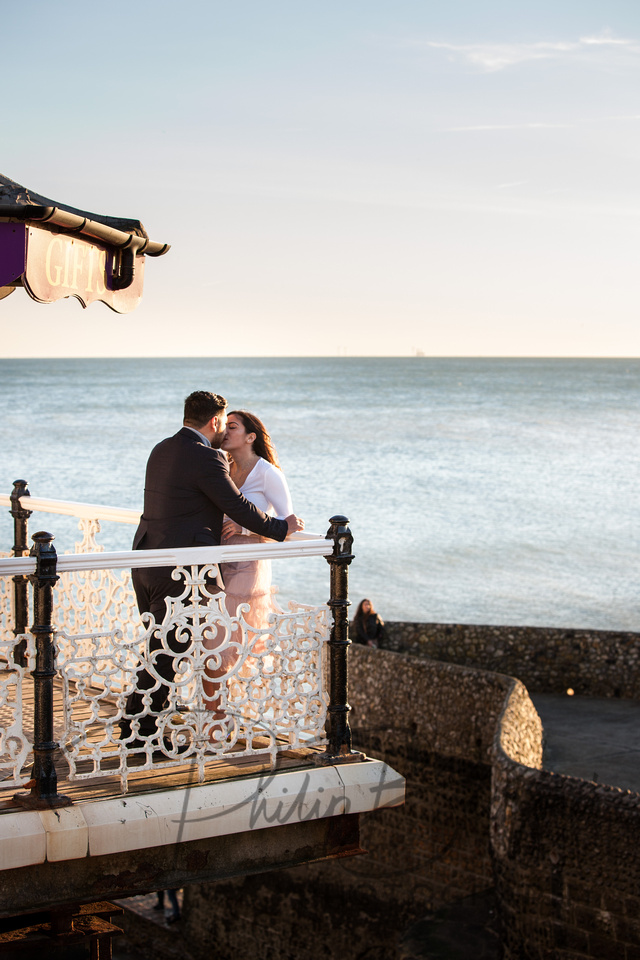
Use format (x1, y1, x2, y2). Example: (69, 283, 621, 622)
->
(262, 463, 294, 519)
(197, 448, 289, 541)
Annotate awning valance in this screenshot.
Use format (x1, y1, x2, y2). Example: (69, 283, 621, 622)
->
(0, 174, 169, 314)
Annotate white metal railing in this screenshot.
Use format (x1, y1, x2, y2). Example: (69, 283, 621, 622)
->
(0, 539, 335, 577)
(0, 490, 325, 642)
(0, 491, 335, 794)
(0, 493, 141, 524)
(0, 492, 143, 649)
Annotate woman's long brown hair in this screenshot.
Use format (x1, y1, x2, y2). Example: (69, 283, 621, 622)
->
(228, 410, 281, 468)
(354, 598, 375, 622)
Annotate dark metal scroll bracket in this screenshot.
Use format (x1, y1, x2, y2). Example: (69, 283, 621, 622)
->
(13, 531, 72, 809)
(314, 515, 365, 766)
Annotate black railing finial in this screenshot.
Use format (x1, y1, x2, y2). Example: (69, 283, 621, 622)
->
(10, 480, 32, 527)
(316, 515, 364, 764)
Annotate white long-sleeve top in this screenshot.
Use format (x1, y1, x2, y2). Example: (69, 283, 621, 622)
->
(236, 458, 293, 532)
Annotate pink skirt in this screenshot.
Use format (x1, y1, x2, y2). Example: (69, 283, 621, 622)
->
(220, 533, 277, 654)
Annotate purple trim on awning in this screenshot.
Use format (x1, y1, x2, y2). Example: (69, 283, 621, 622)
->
(0, 222, 26, 286)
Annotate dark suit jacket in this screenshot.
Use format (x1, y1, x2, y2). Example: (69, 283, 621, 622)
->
(133, 427, 288, 552)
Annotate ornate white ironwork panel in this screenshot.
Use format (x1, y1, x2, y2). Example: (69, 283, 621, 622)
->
(54, 519, 141, 687)
(57, 565, 329, 794)
(0, 632, 34, 790)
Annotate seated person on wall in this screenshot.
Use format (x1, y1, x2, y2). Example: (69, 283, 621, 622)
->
(351, 598, 387, 648)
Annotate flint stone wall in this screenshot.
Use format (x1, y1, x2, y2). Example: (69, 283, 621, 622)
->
(179, 648, 541, 960)
(382, 621, 640, 698)
(493, 766, 640, 958)
(138, 636, 640, 960)
(493, 686, 640, 959)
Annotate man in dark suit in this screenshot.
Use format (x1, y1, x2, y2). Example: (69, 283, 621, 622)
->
(123, 390, 303, 742)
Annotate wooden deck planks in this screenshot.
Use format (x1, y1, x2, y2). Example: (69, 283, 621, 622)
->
(0, 674, 322, 812)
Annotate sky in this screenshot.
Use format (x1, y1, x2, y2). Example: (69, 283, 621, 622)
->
(1, 0, 639, 357)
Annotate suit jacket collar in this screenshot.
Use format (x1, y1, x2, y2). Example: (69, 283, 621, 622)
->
(178, 425, 211, 446)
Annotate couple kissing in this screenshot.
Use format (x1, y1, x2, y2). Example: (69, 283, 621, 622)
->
(121, 389, 304, 746)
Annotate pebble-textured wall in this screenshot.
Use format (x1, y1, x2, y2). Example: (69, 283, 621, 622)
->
(493, 746, 640, 958)
(381, 621, 640, 698)
(180, 647, 540, 959)
(173, 639, 640, 959)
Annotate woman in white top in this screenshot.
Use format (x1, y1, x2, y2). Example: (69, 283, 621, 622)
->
(202, 410, 300, 736)
(219, 409, 295, 636)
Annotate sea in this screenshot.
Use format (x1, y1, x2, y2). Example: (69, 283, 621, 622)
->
(0, 357, 638, 632)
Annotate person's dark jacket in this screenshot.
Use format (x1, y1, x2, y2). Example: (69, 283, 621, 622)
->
(353, 613, 387, 647)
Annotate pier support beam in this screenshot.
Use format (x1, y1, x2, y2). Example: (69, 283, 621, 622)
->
(0, 814, 362, 918)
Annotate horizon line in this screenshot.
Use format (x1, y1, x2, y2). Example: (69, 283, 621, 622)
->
(1, 355, 638, 361)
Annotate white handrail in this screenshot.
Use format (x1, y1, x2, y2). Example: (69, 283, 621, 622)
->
(0, 494, 140, 524)
(0, 495, 325, 540)
(0, 537, 333, 577)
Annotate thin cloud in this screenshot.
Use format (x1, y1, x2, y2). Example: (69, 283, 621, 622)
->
(593, 114, 640, 121)
(445, 115, 640, 133)
(446, 122, 569, 132)
(580, 34, 630, 46)
(413, 31, 638, 72)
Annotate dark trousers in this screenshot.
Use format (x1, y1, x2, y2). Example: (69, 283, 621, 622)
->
(123, 566, 186, 736)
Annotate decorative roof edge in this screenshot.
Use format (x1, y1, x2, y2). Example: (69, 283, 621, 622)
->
(0, 174, 169, 257)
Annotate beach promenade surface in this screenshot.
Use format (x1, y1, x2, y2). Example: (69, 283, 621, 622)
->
(531, 692, 640, 793)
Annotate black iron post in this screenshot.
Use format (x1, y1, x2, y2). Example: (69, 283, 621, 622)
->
(18, 531, 71, 807)
(10, 480, 32, 667)
(317, 516, 364, 764)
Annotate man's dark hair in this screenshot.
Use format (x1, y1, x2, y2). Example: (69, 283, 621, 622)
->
(183, 391, 227, 428)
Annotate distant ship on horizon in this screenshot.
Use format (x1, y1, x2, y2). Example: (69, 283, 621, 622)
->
(413, 347, 425, 357)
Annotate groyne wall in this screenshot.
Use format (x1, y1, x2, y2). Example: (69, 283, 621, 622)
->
(128, 628, 640, 959)
(180, 647, 523, 960)
(383, 620, 640, 698)
(493, 728, 640, 959)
